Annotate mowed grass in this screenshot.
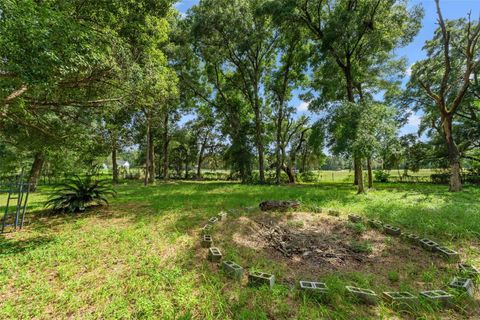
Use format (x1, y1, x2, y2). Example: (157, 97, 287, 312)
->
(0, 181, 479, 319)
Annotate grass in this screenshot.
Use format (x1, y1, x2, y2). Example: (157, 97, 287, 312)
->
(0, 181, 479, 319)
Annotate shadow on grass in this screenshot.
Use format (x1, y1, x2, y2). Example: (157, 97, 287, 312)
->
(0, 235, 55, 256)
(24, 181, 480, 242)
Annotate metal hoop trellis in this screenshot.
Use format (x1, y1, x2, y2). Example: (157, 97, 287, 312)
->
(1, 170, 30, 234)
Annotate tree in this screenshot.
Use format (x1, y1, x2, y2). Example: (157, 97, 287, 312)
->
(267, 25, 310, 184)
(0, 0, 179, 188)
(325, 100, 398, 192)
(189, 0, 279, 183)
(408, 0, 480, 191)
(267, 0, 422, 192)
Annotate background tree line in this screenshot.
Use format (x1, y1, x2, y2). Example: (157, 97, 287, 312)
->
(0, 0, 479, 192)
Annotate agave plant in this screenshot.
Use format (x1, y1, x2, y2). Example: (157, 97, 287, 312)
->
(45, 175, 116, 213)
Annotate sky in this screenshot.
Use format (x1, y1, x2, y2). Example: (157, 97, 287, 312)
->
(175, 0, 480, 136)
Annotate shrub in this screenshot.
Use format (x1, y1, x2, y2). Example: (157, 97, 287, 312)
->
(298, 171, 319, 183)
(45, 175, 116, 213)
(374, 170, 390, 182)
(431, 173, 450, 184)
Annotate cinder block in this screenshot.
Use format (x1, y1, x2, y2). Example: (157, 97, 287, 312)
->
(420, 238, 439, 252)
(222, 260, 244, 280)
(207, 247, 222, 262)
(449, 277, 474, 297)
(328, 210, 340, 217)
(436, 246, 460, 262)
(201, 235, 213, 248)
(368, 219, 382, 229)
(218, 211, 227, 221)
(346, 286, 378, 305)
(403, 233, 420, 245)
(420, 290, 453, 305)
(384, 224, 401, 236)
(348, 214, 362, 223)
(248, 271, 275, 289)
(209, 217, 219, 224)
(383, 291, 418, 306)
(299, 281, 328, 295)
(459, 264, 480, 278)
(202, 224, 213, 235)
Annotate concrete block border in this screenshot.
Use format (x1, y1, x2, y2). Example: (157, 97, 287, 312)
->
(383, 291, 418, 306)
(218, 211, 227, 221)
(346, 286, 378, 305)
(198, 208, 476, 314)
(402, 233, 420, 245)
(459, 263, 480, 278)
(384, 224, 401, 236)
(201, 234, 213, 248)
(209, 217, 219, 224)
(368, 219, 383, 229)
(222, 260, 244, 280)
(420, 290, 454, 306)
(248, 271, 275, 289)
(420, 238, 439, 252)
(449, 277, 474, 297)
(207, 247, 222, 262)
(348, 214, 362, 223)
(299, 281, 328, 295)
(436, 246, 460, 262)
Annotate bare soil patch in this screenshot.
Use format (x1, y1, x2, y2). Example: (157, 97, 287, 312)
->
(223, 211, 449, 286)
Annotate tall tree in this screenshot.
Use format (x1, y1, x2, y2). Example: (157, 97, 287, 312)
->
(267, 25, 310, 184)
(408, 0, 480, 191)
(189, 0, 279, 183)
(267, 0, 422, 192)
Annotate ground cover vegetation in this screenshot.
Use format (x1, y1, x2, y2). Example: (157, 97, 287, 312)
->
(1, 182, 479, 319)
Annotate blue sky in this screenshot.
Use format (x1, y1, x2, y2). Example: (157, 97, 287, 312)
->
(175, 0, 480, 136)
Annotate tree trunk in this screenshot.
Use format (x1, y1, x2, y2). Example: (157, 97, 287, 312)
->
(28, 152, 45, 192)
(367, 157, 373, 189)
(344, 59, 360, 188)
(185, 155, 189, 180)
(253, 106, 265, 184)
(162, 112, 169, 181)
(354, 159, 359, 185)
(148, 124, 155, 184)
(282, 165, 295, 184)
(442, 115, 462, 191)
(356, 157, 365, 194)
(301, 149, 308, 173)
(144, 115, 151, 186)
(197, 135, 208, 180)
(112, 142, 119, 184)
(275, 106, 283, 185)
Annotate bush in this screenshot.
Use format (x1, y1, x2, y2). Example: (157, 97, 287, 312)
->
(431, 173, 450, 184)
(45, 175, 116, 213)
(374, 170, 390, 183)
(298, 171, 319, 183)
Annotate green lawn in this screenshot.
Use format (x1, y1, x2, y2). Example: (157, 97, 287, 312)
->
(0, 181, 479, 319)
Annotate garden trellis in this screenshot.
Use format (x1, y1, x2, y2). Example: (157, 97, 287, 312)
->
(1, 173, 30, 234)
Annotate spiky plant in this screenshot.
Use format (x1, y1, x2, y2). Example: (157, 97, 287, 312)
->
(45, 175, 116, 213)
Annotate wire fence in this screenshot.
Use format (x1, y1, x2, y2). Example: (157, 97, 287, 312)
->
(0, 169, 478, 186)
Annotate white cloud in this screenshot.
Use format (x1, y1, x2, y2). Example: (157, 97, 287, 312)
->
(297, 101, 310, 112)
(406, 65, 413, 77)
(407, 113, 421, 127)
